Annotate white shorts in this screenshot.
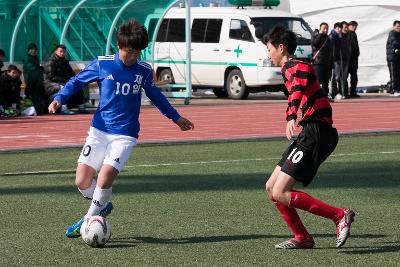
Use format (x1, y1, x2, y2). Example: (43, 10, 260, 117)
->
(78, 127, 137, 172)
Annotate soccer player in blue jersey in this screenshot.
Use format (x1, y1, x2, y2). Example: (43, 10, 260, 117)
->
(48, 20, 194, 238)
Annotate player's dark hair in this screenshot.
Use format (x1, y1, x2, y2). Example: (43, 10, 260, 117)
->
(320, 22, 328, 29)
(262, 26, 297, 55)
(7, 64, 19, 72)
(117, 19, 149, 51)
(393, 20, 400, 26)
(55, 44, 66, 51)
(333, 22, 343, 29)
(349, 21, 358, 26)
(341, 21, 348, 26)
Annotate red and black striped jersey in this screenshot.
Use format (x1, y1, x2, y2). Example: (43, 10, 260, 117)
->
(281, 59, 333, 125)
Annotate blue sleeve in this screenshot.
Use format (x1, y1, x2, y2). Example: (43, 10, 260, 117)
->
(54, 59, 100, 104)
(142, 71, 181, 122)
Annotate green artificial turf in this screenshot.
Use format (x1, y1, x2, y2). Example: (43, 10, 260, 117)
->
(0, 134, 399, 266)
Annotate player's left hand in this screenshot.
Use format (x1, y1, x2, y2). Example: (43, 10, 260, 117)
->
(175, 117, 194, 131)
(48, 100, 61, 114)
(286, 119, 296, 140)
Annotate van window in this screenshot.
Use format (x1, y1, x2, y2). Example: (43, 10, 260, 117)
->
(229, 19, 254, 42)
(156, 19, 186, 42)
(251, 17, 312, 45)
(147, 18, 158, 40)
(156, 19, 168, 42)
(192, 19, 223, 43)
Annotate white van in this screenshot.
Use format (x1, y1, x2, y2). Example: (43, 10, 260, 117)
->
(146, 6, 313, 99)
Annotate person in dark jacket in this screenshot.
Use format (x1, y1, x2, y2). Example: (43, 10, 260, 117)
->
(312, 22, 332, 98)
(330, 22, 351, 100)
(347, 21, 360, 97)
(339, 21, 351, 99)
(0, 65, 22, 116)
(43, 44, 88, 114)
(329, 22, 342, 99)
(386, 20, 400, 96)
(23, 43, 48, 115)
(0, 49, 4, 72)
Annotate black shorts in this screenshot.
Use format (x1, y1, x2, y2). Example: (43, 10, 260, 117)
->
(278, 121, 338, 186)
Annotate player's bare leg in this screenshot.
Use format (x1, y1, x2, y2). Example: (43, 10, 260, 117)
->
(270, 171, 315, 249)
(272, 171, 354, 248)
(65, 164, 115, 238)
(76, 163, 97, 201)
(85, 164, 117, 218)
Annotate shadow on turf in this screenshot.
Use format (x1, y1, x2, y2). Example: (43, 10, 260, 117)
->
(107, 233, 386, 246)
(0, 159, 398, 194)
(339, 244, 400, 254)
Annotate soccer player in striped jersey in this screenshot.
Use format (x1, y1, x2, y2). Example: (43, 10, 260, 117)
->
(48, 20, 194, 238)
(263, 26, 355, 249)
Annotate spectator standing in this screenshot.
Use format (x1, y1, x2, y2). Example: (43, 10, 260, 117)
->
(347, 21, 360, 98)
(330, 22, 351, 100)
(386, 20, 400, 97)
(43, 44, 88, 114)
(0, 65, 22, 117)
(329, 22, 342, 99)
(23, 43, 48, 114)
(339, 21, 351, 99)
(312, 22, 332, 99)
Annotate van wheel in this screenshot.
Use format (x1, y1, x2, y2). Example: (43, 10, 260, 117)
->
(158, 69, 175, 84)
(226, 69, 249, 99)
(212, 88, 229, 98)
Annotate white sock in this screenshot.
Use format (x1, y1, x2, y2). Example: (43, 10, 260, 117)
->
(78, 179, 96, 201)
(61, 104, 68, 111)
(84, 186, 112, 218)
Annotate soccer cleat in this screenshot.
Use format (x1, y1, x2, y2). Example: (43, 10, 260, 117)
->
(65, 202, 114, 238)
(390, 92, 400, 97)
(99, 202, 114, 218)
(275, 237, 315, 249)
(65, 218, 84, 238)
(336, 208, 355, 248)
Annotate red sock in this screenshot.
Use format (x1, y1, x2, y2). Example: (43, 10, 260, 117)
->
(289, 191, 344, 223)
(275, 202, 311, 240)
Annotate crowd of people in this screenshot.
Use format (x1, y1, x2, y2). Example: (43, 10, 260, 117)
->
(0, 44, 89, 117)
(311, 20, 360, 101)
(312, 19, 400, 100)
(0, 20, 399, 117)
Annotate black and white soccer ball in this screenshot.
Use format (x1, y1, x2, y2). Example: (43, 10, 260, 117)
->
(81, 216, 112, 248)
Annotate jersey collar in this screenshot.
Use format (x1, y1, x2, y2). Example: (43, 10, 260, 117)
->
(115, 53, 138, 69)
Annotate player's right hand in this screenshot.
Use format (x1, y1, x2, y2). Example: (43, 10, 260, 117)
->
(286, 119, 296, 140)
(48, 100, 61, 113)
(175, 117, 194, 131)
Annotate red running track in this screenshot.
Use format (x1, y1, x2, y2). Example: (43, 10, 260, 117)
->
(0, 98, 399, 151)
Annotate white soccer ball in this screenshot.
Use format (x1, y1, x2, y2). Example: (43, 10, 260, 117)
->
(80, 216, 112, 247)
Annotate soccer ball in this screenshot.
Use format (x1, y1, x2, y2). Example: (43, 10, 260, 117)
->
(80, 216, 112, 247)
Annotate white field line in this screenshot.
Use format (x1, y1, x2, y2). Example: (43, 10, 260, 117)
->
(1, 150, 399, 176)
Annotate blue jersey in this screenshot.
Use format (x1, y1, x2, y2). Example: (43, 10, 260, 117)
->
(54, 54, 181, 138)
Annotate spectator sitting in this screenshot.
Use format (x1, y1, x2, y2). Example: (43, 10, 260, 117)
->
(23, 42, 48, 115)
(43, 44, 88, 114)
(0, 65, 22, 117)
(0, 48, 5, 73)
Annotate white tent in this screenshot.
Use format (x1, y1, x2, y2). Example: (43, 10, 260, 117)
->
(288, 0, 400, 87)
